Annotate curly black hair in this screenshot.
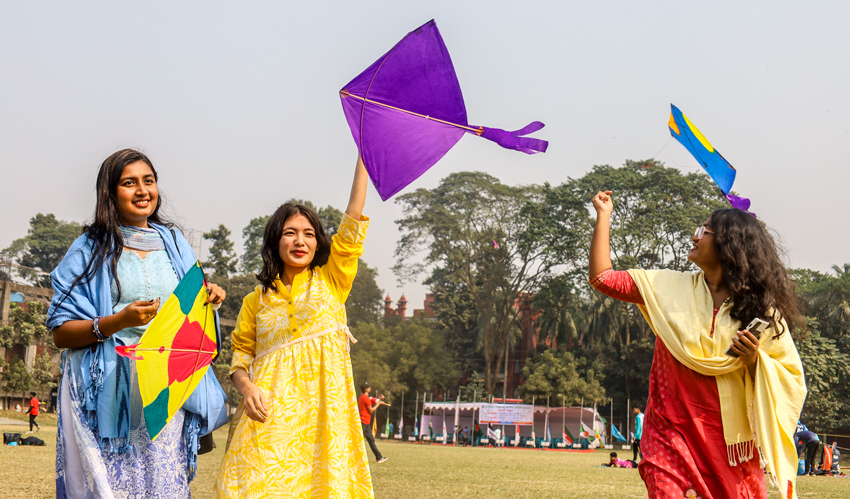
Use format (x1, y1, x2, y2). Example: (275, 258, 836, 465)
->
(709, 209, 800, 338)
(257, 203, 331, 293)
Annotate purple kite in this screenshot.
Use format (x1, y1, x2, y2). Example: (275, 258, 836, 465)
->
(340, 19, 548, 201)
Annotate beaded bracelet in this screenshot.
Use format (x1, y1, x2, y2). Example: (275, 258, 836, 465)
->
(92, 316, 107, 342)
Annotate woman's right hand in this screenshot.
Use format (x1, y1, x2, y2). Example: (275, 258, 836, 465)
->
(117, 298, 161, 329)
(591, 191, 614, 215)
(241, 382, 269, 423)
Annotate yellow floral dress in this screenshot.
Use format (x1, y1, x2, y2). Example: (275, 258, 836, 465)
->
(215, 214, 374, 499)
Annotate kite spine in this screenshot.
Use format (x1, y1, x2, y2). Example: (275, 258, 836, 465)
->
(340, 90, 483, 135)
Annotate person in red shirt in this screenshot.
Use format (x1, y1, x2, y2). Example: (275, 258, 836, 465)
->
(358, 382, 387, 463)
(26, 392, 40, 432)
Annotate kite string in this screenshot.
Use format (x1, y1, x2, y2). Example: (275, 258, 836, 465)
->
(651, 137, 673, 161)
(342, 91, 483, 135)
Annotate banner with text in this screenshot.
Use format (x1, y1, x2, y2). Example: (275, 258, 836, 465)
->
(478, 404, 534, 425)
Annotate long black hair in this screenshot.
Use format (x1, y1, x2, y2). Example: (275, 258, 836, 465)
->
(257, 203, 331, 293)
(64, 149, 173, 304)
(709, 209, 800, 338)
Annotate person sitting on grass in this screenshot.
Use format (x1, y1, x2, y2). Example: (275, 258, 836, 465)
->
(603, 452, 637, 468)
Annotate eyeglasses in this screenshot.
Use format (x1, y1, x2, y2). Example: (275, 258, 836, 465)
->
(693, 225, 714, 240)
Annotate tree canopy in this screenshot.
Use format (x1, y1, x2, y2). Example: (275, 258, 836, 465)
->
(393, 171, 558, 396)
(520, 349, 606, 406)
(203, 224, 238, 279)
(2, 213, 80, 287)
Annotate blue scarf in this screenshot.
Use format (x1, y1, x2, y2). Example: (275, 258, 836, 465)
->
(120, 224, 165, 252)
(47, 223, 227, 479)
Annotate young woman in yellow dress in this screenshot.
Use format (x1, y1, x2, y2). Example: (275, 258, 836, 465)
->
(215, 156, 374, 498)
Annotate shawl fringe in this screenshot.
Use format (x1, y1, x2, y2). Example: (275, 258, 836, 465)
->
(727, 440, 755, 466)
(185, 412, 201, 482)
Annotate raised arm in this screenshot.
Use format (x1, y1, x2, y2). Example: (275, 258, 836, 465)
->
(346, 155, 369, 220)
(589, 190, 614, 280)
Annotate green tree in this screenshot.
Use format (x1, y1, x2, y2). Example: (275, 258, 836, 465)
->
(793, 265, 850, 345)
(2, 213, 81, 287)
(795, 325, 850, 431)
(394, 172, 558, 396)
(0, 302, 51, 349)
(350, 319, 457, 423)
(214, 274, 259, 321)
(346, 260, 383, 326)
(2, 359, 33, 409)
(792, 266, 850, 432)
(425, 266, 483, 376)
(240, 215, 270, 275)
(31, 351, 57, 402)
(520, 349, 606, 406)
(532, 271, 590, 348)
(203, 224, 238, 279)
(458, 372, 487, 402)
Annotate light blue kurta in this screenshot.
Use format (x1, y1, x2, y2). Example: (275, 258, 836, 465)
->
(57, 249, 190, 498)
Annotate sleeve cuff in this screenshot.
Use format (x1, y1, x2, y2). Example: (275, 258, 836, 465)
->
(588, 268, 613, 289)
(229, 350, 254, 376)
(337, 213, 369, 245)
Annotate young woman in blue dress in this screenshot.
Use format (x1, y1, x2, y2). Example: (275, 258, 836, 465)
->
(47, 149, 229, 498)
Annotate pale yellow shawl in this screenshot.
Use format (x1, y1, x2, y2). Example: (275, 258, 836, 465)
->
(628, 269, 806, 499)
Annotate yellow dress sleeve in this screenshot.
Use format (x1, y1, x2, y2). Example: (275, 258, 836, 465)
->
(322, 213, 369, 303)
(229, 287, 260, 375)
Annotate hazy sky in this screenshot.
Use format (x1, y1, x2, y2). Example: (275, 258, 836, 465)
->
(2, 1, 849, 314)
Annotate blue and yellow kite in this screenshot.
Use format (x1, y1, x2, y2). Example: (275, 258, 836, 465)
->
(668, 104, 751, 211)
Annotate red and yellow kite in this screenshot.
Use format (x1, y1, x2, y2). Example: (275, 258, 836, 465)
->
(116, 262, 217, 440)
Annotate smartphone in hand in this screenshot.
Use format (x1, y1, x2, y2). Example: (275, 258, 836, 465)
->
(726, 318, 769, 357)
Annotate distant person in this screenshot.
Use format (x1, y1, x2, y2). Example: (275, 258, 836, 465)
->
(633, 406, 644, 462)
(495, 428, 502, 447)
(830, 443, 840, 473)
(796, 430, 820, 475)
(462, 426, 471, 446)
(589, 192, 806, 498)
(604, 451, 636, 468)
(26, 392, 40, 432)
(357, 382, 387, 463)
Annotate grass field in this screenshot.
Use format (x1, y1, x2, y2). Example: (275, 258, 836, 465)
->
(2, 417, 848, 498)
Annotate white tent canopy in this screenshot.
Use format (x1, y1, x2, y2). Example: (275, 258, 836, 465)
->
(419, 402, 606, 441)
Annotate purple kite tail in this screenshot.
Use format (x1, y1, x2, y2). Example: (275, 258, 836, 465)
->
(476, 121, 548, 154)
(725, 193, 755, 216)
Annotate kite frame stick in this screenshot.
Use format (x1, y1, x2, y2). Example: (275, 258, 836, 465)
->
(167, 278, 218, 439)
(128, 348, 217, 354)
(341, 90, 484, 136)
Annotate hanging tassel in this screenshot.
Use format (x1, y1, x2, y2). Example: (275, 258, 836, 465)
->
(476, 122, 548, 154)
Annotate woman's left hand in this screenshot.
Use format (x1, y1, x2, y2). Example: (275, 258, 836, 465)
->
(730, 329, 760, 376)
(205, 283, 226, 305)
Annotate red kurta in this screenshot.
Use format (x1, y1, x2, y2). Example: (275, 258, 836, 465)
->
(593, 270, 766, 499)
